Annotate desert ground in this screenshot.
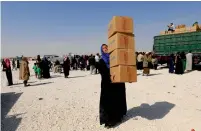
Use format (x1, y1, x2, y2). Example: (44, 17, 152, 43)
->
(1, 61, 201, 131)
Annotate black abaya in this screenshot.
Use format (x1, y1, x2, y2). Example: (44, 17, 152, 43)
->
(175, 56, 183, 74)
(98, 59, 127, 126)
(63, 59, 70, 77)
(17, 60, 20, 69)
(6, 67, 13, 86)
(42, 60, 50, 78)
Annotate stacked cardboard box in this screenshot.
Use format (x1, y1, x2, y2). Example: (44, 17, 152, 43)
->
(175, 24, 186, 29)
(108, 16, 137, 83)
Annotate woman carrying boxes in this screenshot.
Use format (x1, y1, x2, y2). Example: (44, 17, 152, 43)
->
(98, 16, 137, 128)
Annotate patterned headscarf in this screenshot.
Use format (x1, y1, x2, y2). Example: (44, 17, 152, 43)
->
(64, 55, 68, 61)
(100, 44, 110, 68)
(4, 58, 11, 68)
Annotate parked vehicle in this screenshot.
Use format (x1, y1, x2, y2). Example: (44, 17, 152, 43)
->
(153, 31, 201, 68)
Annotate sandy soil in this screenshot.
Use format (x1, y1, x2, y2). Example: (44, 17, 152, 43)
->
(1, 61, 201, 131)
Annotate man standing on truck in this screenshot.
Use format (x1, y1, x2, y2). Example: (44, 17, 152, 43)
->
(186, 51, 193, 72)
(167, 23, 175, 32)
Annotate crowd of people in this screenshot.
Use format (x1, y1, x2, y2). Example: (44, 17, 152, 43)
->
(169, 51, 193, 74)
(135, 51, 193, 76)
(1, 53, 102, 86)
(2, 50, 194, 87)
(135, 52, 158, 76)
(1, 48, 195, 129)
(67, 53, 101, 74)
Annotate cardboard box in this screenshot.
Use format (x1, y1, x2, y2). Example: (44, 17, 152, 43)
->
(179, 27, 186, 33)
(160, 31, 166, 35)
(108, 16, 133, 38)
(175, 29, 181, 33)
(110, 65, 137, 83)
(108, 33, 135, 53)
(110, 49, 135, 68)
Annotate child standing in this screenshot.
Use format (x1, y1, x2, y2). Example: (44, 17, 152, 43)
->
(33, 63, 37, 78)
(36, 64, 41, 79)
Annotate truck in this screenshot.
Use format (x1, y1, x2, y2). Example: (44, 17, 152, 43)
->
(153, 30, 201, 69)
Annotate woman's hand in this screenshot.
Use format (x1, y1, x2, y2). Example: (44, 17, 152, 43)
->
(110, 74, 115, 82)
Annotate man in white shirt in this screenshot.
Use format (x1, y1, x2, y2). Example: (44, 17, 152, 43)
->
(186, 51, 193, 71)
(137, 52, 144, 70)
(95, 53, 100, 74)
(168, 23, 175, 32)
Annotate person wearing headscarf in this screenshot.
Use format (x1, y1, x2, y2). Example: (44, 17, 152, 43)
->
(19, 57, 30, 87)
(98, 44, 127, 128)
(36, 55, 42, 75)
(41, 57, 50, 78)
(143, 52, 152, 76)
(169, 54, 175, 73)
(180, 51, 186, 72)
(3, 58, 13, 86)
(175, 52, 183, 75)
(63, 56, 70, 78)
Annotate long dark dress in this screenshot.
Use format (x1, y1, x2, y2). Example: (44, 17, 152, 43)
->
(3, 61, 13, 86)
(42, 59, 50, 78)
(63, 58, 70, 78)
(169, 57, 175, 73)
(98, 59, 127, 126)
(17, 60, 20, 69)
(175, 55, 183, 74)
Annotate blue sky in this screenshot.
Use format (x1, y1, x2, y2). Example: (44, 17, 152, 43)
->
(1, 1, 201, 57)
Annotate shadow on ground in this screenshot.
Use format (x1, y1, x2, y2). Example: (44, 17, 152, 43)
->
(114, 101, 175, 128)
(148, 73, 162, 76)
(68, 75, 86, 78)
(184, 70, 195, 74)
(29, 82, 53, 87)
(158, 66, 168, 70)
(51, 75, 63, 78)
(13, 81, 37, 85)
(1, 92, 23, 131)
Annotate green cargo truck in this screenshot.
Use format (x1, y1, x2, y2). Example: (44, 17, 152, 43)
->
(153, 31, 201, 55)
(153, 31, 201, 69)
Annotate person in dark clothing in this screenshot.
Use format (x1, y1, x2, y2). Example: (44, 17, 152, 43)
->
(42, 57, 50, 78)
(17, 59, 20, 69)
(12, 59, 16, 70)
(3, 59, 13, 86)
(180, 51, 186, 73)
(36, 55, 42, 76)
(2, 59, 7, 71)
(175, 52, 183, 75)
(79, 56, 85, 71)
(72, 56, 78, 70)
(63, 56, 70, 78)
(88, 54, 96, 74)
(169, 54, 175, 73)
(55, 60, 60, 66)
(98, 44, 127, 128)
